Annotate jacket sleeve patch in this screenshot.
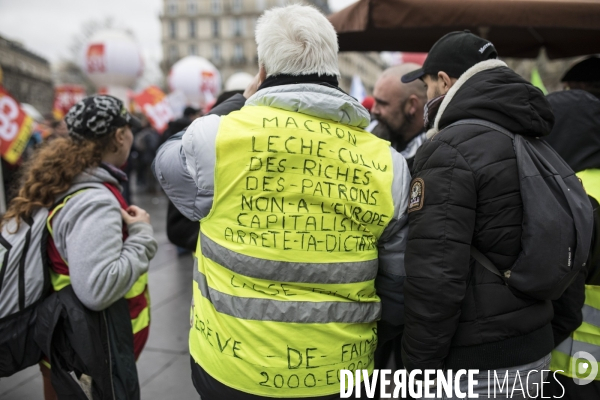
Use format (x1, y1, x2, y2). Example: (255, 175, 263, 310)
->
(408, 178, 425, 213)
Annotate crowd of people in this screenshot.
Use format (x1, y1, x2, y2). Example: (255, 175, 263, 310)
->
(1, 4, 600, 400)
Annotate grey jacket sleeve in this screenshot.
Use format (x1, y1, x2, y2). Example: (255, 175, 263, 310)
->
(376, 148, 411, 338)
(52, 189, 158, 311)
(152, 115, 220, 221)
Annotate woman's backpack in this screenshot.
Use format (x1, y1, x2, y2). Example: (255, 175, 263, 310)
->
(0, 208, 51, 376)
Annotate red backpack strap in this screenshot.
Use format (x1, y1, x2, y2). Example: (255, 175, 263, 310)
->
(102, 182, 129, 210)
(101, 182, 129, 240)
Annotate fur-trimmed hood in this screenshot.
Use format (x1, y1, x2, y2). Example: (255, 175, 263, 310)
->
(427, 59, 555, 139)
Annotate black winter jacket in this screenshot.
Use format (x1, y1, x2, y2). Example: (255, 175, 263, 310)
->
(545, 90, 600, 175)
(545, 90, 600, 345)
(402, 60, 556, 372)
(164, 94, 247, 251)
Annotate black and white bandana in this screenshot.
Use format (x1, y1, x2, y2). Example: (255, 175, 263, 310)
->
(65, 95, 138, 139)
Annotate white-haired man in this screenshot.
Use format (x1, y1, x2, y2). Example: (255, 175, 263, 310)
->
(153, 5, 410, 399)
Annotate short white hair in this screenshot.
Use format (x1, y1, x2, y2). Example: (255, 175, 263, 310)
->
(255, 4, 340, 77)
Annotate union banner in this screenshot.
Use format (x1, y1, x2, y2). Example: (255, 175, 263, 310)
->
(0, 86, 34, 165)
(133, 86, 174, 133)
(53, 84, 86, 120)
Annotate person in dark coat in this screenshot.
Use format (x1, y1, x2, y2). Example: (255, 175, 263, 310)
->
(163, 87, 252, 252)
(401, 31, 557, 396)
(159, 106, 201, 146)
(561, 56, 600, 100)
(543, 87, 600, 398)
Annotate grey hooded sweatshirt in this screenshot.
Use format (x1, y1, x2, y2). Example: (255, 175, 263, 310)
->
(51, 167, 158, 311)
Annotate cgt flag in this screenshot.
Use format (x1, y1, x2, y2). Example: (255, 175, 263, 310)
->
(0, 86, 34, 165)
(53, 85, 86, 120)
(133, 86, 174, 133)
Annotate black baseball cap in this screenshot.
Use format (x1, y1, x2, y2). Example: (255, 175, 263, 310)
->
(561, 56, 600, 82)
(402, 30, 498, 83)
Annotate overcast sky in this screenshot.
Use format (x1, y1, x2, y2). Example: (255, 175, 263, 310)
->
(0, 0, 357, 83)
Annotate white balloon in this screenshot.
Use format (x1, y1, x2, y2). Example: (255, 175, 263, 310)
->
(225, 72, 254, 92)
(81, 30, 143, 89)
(168, 56, 221, 107)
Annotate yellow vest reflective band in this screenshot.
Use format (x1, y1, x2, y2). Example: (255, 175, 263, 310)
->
(46, 191, 151, 338)
(550, 169, 600, 380)
(191, 106, 395, 397)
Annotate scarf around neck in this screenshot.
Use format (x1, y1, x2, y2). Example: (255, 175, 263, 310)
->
(258, 73, 340, 92)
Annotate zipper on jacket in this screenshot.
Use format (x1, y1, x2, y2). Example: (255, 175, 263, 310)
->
(103, 310, 117, 400)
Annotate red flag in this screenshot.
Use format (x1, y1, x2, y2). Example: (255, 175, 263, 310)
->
(53, 85, 86, 120)
(133, 86, 174, 133)
(0, 86, 34, 165)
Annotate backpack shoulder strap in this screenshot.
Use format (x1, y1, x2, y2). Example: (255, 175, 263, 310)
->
(444, 118, 516, 281)
(445, 119, 515, 140)
(470, 245, 511, 282)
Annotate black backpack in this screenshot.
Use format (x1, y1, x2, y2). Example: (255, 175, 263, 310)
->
(0, 189, 91, 377)
(448, 119, 594, 300)
(0, 209, 51, 377)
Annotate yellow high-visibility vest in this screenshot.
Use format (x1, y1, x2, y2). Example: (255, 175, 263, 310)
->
(190, 106, 395, 397)
(550, 169, 600, 381)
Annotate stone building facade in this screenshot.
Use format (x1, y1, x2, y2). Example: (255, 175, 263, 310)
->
(160, 0, 384, 94)
(0, 34, 53, 114)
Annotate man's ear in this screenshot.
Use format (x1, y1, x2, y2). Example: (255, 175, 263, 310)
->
(438, 71, 454, 94)
(259, 64, 267, 86)
(404, 94, 420, 116)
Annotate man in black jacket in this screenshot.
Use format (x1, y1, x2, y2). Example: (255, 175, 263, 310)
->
(164, 79, 257, 251)
(560, 56, 600, 100)
(401, 31, 557, 396)
(543, 81, 600, 398)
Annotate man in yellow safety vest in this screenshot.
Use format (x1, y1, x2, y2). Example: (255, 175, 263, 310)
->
(153, 4, 411, 399)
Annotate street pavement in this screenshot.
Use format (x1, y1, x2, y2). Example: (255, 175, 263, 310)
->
(0, 191, 200, 399)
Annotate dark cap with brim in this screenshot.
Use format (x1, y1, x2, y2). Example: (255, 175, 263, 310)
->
(128, 115, 142, 132)
(401, 30, 498, 84)
(401, 68, 425, 83)
(562, 56, 600, 82)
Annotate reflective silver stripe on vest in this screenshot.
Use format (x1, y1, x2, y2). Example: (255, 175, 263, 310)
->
(583, 304, 600, 328)
(193, 262, 380, 324)
(201, 233, 378, 284)
(554, 336, 600, 360)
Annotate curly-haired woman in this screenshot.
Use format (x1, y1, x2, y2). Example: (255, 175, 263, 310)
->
(2, 95, 157, 399)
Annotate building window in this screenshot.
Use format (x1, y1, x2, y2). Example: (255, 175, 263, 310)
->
(212, 19, 220, 38)
(256, 0, 265, 11)
(169, 44, 179, 61)
(234, 43, 244, 60)
(212, 43, 222, 62)
(169, 20, 177, 39)
(232, 17, 244, 37)
(232, 0, 242, 13)
(168, 0, 177, 15)
(189, 20, 196, 37)
(189, 44, 198, 56)
(187, 0, 197, 14)
(211, 0, 221, 13)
